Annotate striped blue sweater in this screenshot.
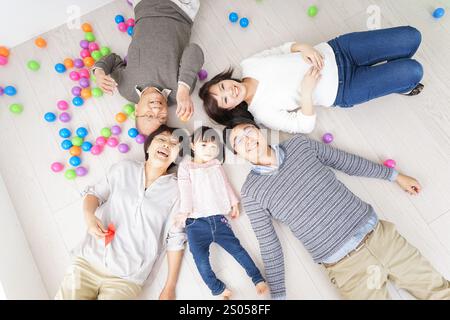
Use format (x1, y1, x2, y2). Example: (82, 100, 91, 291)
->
(241, 134, 394, 299)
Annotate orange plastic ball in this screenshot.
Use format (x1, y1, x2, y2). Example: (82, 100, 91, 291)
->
(35, 37, 47, 48)
(83, 57, 95, 67)
(81, 88, 92, 99)
(69, 146, 82, 156)
(115, 112, 127, 123)
(81, 23, 93, 32)
(0, 46, 9, 57)
(63, 58, 74, 69)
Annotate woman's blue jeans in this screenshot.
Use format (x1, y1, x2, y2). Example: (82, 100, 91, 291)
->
(329, 26, 423, 107)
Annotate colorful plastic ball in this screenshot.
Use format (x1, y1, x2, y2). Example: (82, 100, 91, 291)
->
(92, 87, 103, 97)
(44, 112, 57, 122)
(70, 71, 80, 81)
(239, 17, 249, 28)
(4, 86, 17, 96)
(322, 133, 334, 144)
(101, 127, 112, 138)
(383, 159, 396, 168)
(61, 139, 72, 150)
(100, 46, 111, 56)
(126, 0, 133, 6)
(123, 103, 135, 115)
(80, 49, 91, 59)
(198, 69, 208, 81)
(69, 146, 82, 156)
(0, 55, 8, 65)
(80, 88, 92, 99)
(91, 50, 103, 61)
(71, 136, 83, 147)
(59, 128, 71, 139)
(135, 134, 145, 144)
(27, 60, 40, 71)
(308, 5, 318, 17)
(74, 58, 84, 68)
(71, 86, 82, 96)
(54, 63, 66, 73)
(88, 42, 99, 52)
(80, 40, 89, 49)
(76, 127, 88, 138)
(79, 78, 90, 88)
(96, 136, 107, 146)
(128, 128, 139, 138)
(75, 166, 88, 177)
(69, 156, 82, 167)
(118, 22, 127, 32)
(0, 87, 3, 96)
(79, 68, 90, 79)
(81, 23, 93, 32)
(107, 137, 119, 147)
(72, 96, 84, 107)
(83, 57, 95, 67)
(118, 143, 130, 153)
(124, 55, 128, 65)
(115, 112, 127, 123)
(0, 46, 10, 57)
(90, 145, 103, 155)
(57, 100, 69, 111)
(126, 18, 135, 27)
(127, 26, 134, 36)
(111, 125, 122, 135)
(9, 103, 23, 114)
(64, 169, 77, 180)
(433, 8, 445, 19)
(81, 141, 93, 152)
(85, 32, 96, 42)
(35, 37, 47, 48)
(229, 12, 239, 23)
(51, 162, 64, 173)
(115, 14, 125, 24)
(59, 112, 71, 123)
(64, 58, 74, 69)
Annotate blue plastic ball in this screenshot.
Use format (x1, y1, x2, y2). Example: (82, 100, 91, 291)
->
(61, 139, 73, 150)
(127, 26, 134, 36)
(229, 12, 239, 23)
(44, 112, 57, 122)
(76, 127, 88, 138)
(128, 128, 139, 138)
(59, 128, 72, 139)
(433, 8, 445, 19)
(72, 96, 84, 107)
(4, 86, 17, 96)
(69, 156, 82, 167)
(239, 17, 249, 28)
(115, 14, 125, 24)
(54, 63, 66, 73)
(81, 141, 93, 152)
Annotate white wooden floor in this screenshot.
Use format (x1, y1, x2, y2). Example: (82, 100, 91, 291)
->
(1, 0, 450, 300)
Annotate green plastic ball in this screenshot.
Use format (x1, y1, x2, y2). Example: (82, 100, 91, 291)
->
(9, 103, 23, 114)
(92, 87, 103, 97)
(101, 127, 112, 138)
(308, 5, 318, 17)
(27, 60, 40, 71)
(85, 32, 96, 42)
(64, 169, 77, 180)
(90, 74, 96, 82)
(100, 47, 111, 56)
(123, 103, 135, 115)
(91, 50, 102, 61)
(71, 136, 83, 147)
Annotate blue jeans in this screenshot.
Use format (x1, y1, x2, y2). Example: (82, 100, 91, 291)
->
(186, 215, 264, 295)
(329, 26, 423, 107)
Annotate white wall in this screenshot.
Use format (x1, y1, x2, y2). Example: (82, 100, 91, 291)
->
(0, 174, 48, 299)
(0, 0, 117, 47)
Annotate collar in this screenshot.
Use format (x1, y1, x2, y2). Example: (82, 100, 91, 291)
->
(251, 145, 285, 175)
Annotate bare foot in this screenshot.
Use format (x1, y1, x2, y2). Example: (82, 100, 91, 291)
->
(222, 288, 232, 300)
(255, 282, 268, 295)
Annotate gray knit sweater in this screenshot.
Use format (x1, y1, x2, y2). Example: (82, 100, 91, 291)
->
(94, 0, 204, 104)
(241, 134, 394, 299)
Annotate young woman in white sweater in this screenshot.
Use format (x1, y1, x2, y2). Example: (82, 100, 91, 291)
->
(199, 26, 424, 134)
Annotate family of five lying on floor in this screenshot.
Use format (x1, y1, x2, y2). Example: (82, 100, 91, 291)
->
(55, 0, 450, 300)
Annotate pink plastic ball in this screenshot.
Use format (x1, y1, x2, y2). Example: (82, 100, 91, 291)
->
(118, 143, 130, 153)
(96, 136, 107, 146)
(111, 125, 122, 135)
(69, 71, 80, 81)
(135, 134, 145, 144)
(59, 112, 71, 123)
(118, 22, 127, 32)
(90, 145, 103, 155)
(383, 159, 396, 168)
(107, 137, 119, 147)
(75, 166, 88, 176)
(0, 55, 8, 66)
(88, 42, 99, 52)
(80, 49, 91, 59)
(57, 100, 69, 111)
(51, 162, 64, 172)
(78, 68, 90, 79)
(126, 18, 135, 27)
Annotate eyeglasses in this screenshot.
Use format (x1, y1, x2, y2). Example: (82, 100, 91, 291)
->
(233, 126, 257, 150)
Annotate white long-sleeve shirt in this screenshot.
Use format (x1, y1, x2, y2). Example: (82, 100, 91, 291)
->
(76, 160, 186, 285)
(240, 42, 339, 134)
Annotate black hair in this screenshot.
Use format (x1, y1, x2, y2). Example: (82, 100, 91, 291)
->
(190, 126, 224, 163)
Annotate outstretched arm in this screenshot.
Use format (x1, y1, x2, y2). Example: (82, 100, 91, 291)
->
(159, 249, 184, 300)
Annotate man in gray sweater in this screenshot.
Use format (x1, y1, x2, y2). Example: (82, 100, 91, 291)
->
(93, 0, 204, 135)
(224, 119, 450, 300)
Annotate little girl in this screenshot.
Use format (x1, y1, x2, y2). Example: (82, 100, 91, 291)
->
(177, 126, 267, 299)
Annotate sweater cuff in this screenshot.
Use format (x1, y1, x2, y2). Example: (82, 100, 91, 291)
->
(283, 42, 296, 54)
(271, 292, 286, 300)
(388, 169, 399, 182)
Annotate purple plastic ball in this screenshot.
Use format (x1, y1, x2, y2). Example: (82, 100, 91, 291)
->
(59, 112, 71, 123)
(73, 58, 84, 68)
(0, 87, 4, 96)
(75, 166, 88, 177)
(79, 78, 90, 88)
(118, 143, 130, 153)
(80, 40, 89, 49)
(135, 134, 145, 144)
(123, 55, 128, 65)
(71, 86, 82, 96)
(111, 125, 122, 135)
(322, 133, 334, 144)
(198, 69, 208, 81)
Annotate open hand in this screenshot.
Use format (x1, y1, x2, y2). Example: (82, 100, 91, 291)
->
(176, 84, 194, 122)
(86, 215, 108, 239)
(230, 205, 240, 219)
(299, 44, 324, 70)
(396, 173, 422, 195)
(301, 66, 322, 94)
(94, 68, 117, 95)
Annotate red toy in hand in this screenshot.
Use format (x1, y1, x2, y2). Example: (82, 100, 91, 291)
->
(105, 223, 116, 246)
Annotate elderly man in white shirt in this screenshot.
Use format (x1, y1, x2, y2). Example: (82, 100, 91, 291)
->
(55, 125, 187, 300)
